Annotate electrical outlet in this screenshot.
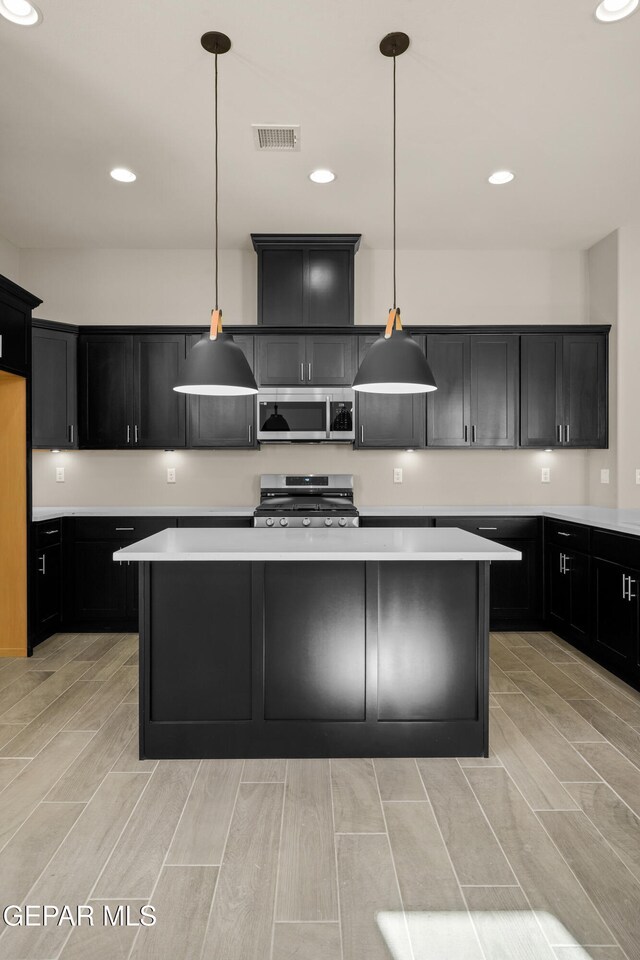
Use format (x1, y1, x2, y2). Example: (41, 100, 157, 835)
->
(55, 467, 65, 483)
(601, 469, 610, 484)
(541, 467, 550, 483)
(636, 469, 640, 486)
(393, 467, 403, 484)
(167, 468, 176, 484)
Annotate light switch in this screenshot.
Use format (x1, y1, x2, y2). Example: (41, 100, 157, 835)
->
(56, 467, 65, 483)
(541, 467, 550, 483)
(394, 468, 403, 484)
(601, 469, 610, 484)
(167, 468, 176, 483)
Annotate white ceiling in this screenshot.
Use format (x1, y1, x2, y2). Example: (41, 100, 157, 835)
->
(1, 0, 639, 251)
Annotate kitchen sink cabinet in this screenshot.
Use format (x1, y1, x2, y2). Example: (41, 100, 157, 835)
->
(32, 324, 78, 449)
(520, 334, 607, 448)
(79, 334, 186, 448)
(426, 334, 517, 448)
(187, 335, 256, 447)
(252, 234, 361, 328)
(355, 335, 426, 449)
(256, 334, 355, 386)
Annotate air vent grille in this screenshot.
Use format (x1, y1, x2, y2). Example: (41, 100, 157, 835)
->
(252, 124, 300, 151)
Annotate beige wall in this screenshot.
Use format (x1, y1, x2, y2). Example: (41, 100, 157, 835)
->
(0, 234, 20, 282)
(616, 226, 640, 508)
(24, 243, 595, 509)
(20, 246, 587, 328)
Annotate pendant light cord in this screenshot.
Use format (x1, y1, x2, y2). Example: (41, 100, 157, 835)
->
(214, 51, 219, 311)
(393, 47, 397, 311)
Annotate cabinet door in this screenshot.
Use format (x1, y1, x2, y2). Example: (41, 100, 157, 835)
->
(259, 249, 305, 327)
(35, 543, 61, 632)
(187, 335, 256, 447)
(32, 328, 77, 449)
(306, 336, 356, 385)
(79, 336, 133, 448)
(0, 290, 29, 376)
(567, 549, 590, 645)
(520, 335, 563, 447)
(307, 249, 353, 326)
(547, 543, 570, 628)
(489, 538, 539, 625)
(426, 334, 470, 446)
(256, 336, 306, 385)
(133, 335, 186, 448)
(470, 334, 517, 448)
(70, 540, 129, 620)
(593, 559, 640, 671)
(563, 334, 607, 448)
(356, 338, 425, 448)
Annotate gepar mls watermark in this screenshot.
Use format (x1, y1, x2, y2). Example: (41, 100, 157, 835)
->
(2, 904, 156, 927)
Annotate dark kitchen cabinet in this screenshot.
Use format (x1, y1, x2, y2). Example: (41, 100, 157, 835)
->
(252, 234, 361, 327)
(434, 516, 541, 629)
(520, 334, 607, 448)
(0, 275, 41, 377)
(186, 335, 256, 448)
(32, 521, 63, 646)
(79, 334, 186, 448)
(64, 517, 177, 628)
(256, 334, 355, 386)
(32, 324, 78, 449)
(546, 542, 590, 648)
(355, 335, 426, 448)
(593, 558, 640, 678)
(426, 334, 517, 448)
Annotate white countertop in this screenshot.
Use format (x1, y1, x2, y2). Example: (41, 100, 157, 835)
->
(34, 504, 640, 537)
(113, 527, 522, 563)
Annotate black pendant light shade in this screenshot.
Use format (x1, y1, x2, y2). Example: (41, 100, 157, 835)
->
(353, 329, 437, 394)
(174, 332, 258, 396)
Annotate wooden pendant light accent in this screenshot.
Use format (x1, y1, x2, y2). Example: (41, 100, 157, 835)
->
(209, 308, 223, 340)
(383, 307, 403, 339)
(0, 371, 28, 657)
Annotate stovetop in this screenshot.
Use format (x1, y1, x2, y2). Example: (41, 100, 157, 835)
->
(254, 474, 359, 528)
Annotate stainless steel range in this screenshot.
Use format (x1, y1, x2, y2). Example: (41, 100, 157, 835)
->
(253, 474, 359, 528)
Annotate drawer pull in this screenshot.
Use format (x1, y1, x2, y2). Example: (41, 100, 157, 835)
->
(477, 527, 498, 531)
(557, 531, 572, 537)
(115, 527, 135, 531)
(43, 529, 59, 535)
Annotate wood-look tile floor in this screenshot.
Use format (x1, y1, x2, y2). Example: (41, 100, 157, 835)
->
(0, 630, 639, 959)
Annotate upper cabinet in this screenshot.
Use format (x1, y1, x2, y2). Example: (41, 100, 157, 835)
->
(79, 334, 186, 448)
(520, 333, 607, 448)
(32, 324, 78, 449)
(187, 334, 256, 448)
(251, 234, 361, 327)
(426, 333, 517, 448)
(355, 335, 426, 449)
(0, 274, 41, 377)
(257, 334, 356, 386)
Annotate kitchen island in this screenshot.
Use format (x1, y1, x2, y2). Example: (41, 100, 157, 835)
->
(115, 527, 520, 759)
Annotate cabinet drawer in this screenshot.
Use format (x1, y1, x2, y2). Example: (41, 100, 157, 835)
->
(545, 518, 590, 552)
(434, 516, 539, 539)
(72, 517, 176, 540)
(592, 530, 640, 570)
(34, 521, 62, 547)
(359, 517, 434, 528)
(176, 517, 253, 528)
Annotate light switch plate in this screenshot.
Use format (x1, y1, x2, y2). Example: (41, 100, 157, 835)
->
(167, 468, 176, 484)
(601, 469, 610, 484)
(56, 467, 65, 483)
(541, 467, 550, 483)
(393, 468, 403, 484)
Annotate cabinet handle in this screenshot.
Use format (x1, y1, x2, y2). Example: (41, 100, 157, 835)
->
(477, 527, 498, 531)
(38, 554, 46, 575)
(559, 553, 564, 574)
(0, 334, 2, 358)
(472, 424, 477, 443)
(464, 425, 468, 443)
(308, 362, 312, 382)
(622, 573, 628, 600)
(565, 424, 570, 443)
(557, 424, 562, 443)
(248, 423, 252, 445)
(68, 424, 74, 444)
(563, 556, 570, 574)
(126, 425, 131, 443)
(134, 424, 139, 444)
(115, 527, 135, 531)
(628, 578, 637, 601)
(43, 528, 59, 536)
(558, 531, 571, 537)
(360, 425, 365, 444)
(300, 362, 305, 382)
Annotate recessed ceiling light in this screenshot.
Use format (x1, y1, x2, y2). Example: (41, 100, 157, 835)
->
(488, 170, 515, 185)
(595, 0, 639, 21)
(110, 167, 137, 183)
(309, 169, 335, 184)
(0, 0, 42, 25)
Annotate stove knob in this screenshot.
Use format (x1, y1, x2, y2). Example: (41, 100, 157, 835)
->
(324, 518, 333, 527)
(279, 518, 289, 527)
(338, 517, 347, 527)
(265, 518, 275, 527)
(302, 518, 311, 527)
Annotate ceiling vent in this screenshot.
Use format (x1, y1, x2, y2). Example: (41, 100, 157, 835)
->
(252, 124, 300, 151)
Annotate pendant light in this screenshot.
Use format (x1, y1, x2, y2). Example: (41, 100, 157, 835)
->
(174, 32, 258, 397)
(353, 33, 437, 395)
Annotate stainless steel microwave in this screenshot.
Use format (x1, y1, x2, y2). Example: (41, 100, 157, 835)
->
(256, 388, 355, 443)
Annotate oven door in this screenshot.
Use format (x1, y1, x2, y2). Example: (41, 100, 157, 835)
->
(256, 389, 355, 443)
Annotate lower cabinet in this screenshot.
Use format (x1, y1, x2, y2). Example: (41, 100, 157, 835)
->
(546, 543, 590, 648)
(593, 558, 640, 677)
(32, 539, 62, 647)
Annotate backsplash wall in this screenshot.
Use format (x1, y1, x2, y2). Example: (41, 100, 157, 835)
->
(33, 447, 589, 508)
